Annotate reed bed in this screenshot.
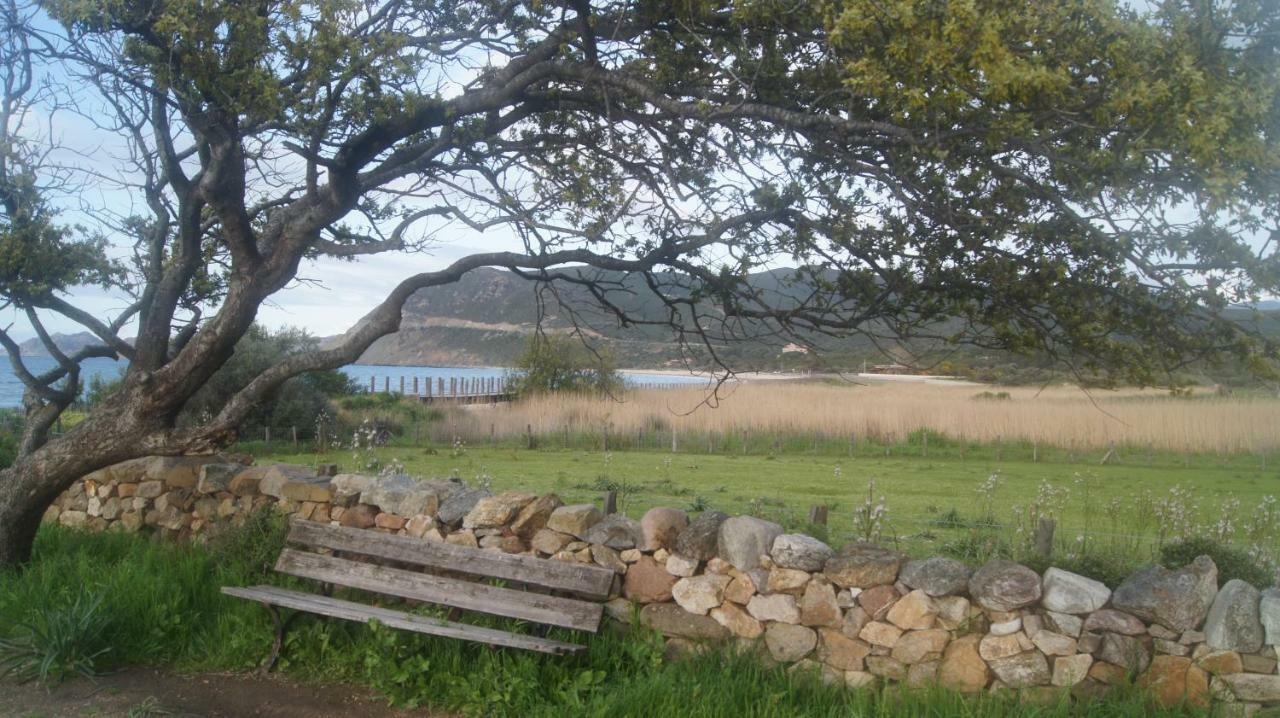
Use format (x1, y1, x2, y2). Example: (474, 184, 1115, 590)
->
(449, 381, 1280, 454)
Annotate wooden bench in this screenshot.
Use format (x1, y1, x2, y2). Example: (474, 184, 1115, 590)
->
(222, 520, 617, 669)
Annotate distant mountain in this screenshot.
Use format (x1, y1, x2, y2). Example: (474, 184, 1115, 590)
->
(17, 331, 104, 357)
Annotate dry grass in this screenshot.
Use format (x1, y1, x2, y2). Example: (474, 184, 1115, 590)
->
(449, 381, 1280, 454)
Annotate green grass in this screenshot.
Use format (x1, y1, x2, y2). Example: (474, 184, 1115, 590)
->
(251, 442, 1280, 573)
(0, 524, 1208, 717)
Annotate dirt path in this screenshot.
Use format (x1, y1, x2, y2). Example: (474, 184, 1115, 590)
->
(0, 667, 443, 717)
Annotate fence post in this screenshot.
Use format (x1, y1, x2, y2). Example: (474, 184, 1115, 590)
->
(671, 427, 678, 453)
(922, 431, 928, 458)
(264, 426, 271, 446)
(526, 423, 534, 450)
(603, 491, 618, 515)
(808, 505, 829, 525)
(413, 376, 419, 396)
(291, 426, 298, 449)
(1032, 440, 1038, 463)
(1034, 517, 1055, 559)
(369, 376, 375, 393)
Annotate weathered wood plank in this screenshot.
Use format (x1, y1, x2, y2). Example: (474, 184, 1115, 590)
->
(286, 521, 615, 599)
(221, 585, 585, 655)
(274, 549, 603, 632)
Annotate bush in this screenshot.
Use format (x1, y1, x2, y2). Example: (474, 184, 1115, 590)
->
(1160, 537, 1275, 587)
(0, 593, 112, 685)
(507, 334, 623, 396)
(1023, 552, 1142, 589)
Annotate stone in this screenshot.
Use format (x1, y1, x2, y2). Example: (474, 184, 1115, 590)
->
(866, 656, 906, 680)
(531, 528, 573, 555)
(591, 544, 626, 573)
(144, 456, 203, 489)
(603, 597, 635, 623)
(859, 621, 904, 648)
(463, 491, 536, 529)
(1078, 632, 1102, 654)
(767, 567, 811, 595)
(799, 581, 842, 627)
(374, 512, 407, 531)
(435, 487, 491, 528)
(675, 510, 728, 561)
(1149, 623, 1180, 640)
(58, 510, 88, 528)
(1041, 567, 1112, 614)
(1096, 632, 1151, 674)
(623, 556, 677, 604)
(100, 497, 122, 521)
(405, 515, 434, 538)
(747, 593, 800, 624)
(979, 633, 1025, 661)
(338, 504, 378, 529)
(640, 603, 729, 641)
(1204, 579, 1265, 653)
(196, 463, 240, 493)
(989, 618, 1022, 636)
(817, 627, 871, 670)
(899, 557, 972, 597)
(1031, 630, 1077, 656)
(1084, 609, 1146, 636)
(844, 670, 877, 689)
(935, 595, 973, 631)
(671, 574, 732, 615)
(136, 480, 164, 499)
(823, 542, 907, 589)
(329, 473, 375, 499)
(771, 534, 834, 572)
(509, 494, 562, 538)
(1089, 661, 1129, 685)
(1241, 653, 1276, 674)
(1139, 656, 1210, 708)
(765, 623, 818, 662)
(987, 651, 1051, 688)
(968, 559, 1042, 612)
(717, 516, 784, 571)
(841, 606, 870, 640)
(118, 511, 143, 532)
(444, 530, 478, 548)
(539, 503, 602, 538)
(724, 573, 756, 604)
(1111, 556, 1219, 633)
(886, 589, 937, 631)
(1218, 674, 1280, 702)
(620, 549, 642, 563)
(1052, 653, 1094, 687)
(257, 464, 315, 497)
(857, 584, 900, 620)
(1045, 611, 1084, 638)
(711, 602, 764, 639)
(228, 468, 263, 497)
(665, 553, 699, 578)
(640, 507, 688, 552)
(705, 557, 732, 574)
(1261, 588, 1280, 647)
(934, 634, 988, 693)
(1154, 638, 1189, 656)
(581, 514, 643, 550)
(891, 629, 950, 665)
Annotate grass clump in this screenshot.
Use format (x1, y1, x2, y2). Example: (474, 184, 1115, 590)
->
(0, 593, 112, 685)
(1160, 537, 1276, 587)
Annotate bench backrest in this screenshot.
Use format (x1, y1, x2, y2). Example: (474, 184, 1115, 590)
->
(276, 521, 616, 632)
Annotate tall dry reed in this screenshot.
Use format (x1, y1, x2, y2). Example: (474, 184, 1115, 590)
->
(447, 381, 1280, 454)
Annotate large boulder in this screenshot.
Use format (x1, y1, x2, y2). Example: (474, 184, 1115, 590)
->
(1203, 579, 1264, 653)
(986, 651, 1051, 688)
(968, 559, 1042, 612)
(671, 574, 732, 616)
(823, 542, 907, 589)
(937, 635, 990, 692)
(1110, 556, 1218, 632)
(363, 475, 451, 518)
(675, 511, 728, 561)
(195, 463, 241, 494)
(640, 603, 729, 641)
(1095, 632, 1151, 674)
(509, 494, 563, 538)
(582, 514, 643, 550)
(899, 557, 971, 597)
(1218, 674, 1280, 703)
(770, 534, 834, 572)
(717, 516, 784, 571)
(1137, 655, 1210, 709)
(258, 464, 317, 498)
(1262, 587, 1280, 646)
(1041, 567, 1111, 614)
(546, 504, 604, 538)
(462, 491, 536, 529)
(640, 507, 688, 552)
(764, 623, 817, 662)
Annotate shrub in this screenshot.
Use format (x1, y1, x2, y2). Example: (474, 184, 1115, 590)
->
(1160, 537, 1275, 587)
(507, 334, 623, 396)
(0, 593, 112, 685)
(1023, 552, 1142, 589)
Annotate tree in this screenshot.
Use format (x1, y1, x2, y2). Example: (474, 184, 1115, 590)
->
(0, 0, 1277, 566)
(509, 333, 623, 396)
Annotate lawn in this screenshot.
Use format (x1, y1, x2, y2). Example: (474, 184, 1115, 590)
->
(251, 441, 1280, 572)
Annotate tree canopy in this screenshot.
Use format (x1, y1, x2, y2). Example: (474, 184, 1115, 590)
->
(0, 0, 1277, 565)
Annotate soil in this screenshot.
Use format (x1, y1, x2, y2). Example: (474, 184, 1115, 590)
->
(0, 667, 443, 717)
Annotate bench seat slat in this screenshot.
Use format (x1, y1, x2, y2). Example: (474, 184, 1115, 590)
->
(286, 521, 615, 600)
(274, 548, 603, 632)
(221, 586, 585, 655)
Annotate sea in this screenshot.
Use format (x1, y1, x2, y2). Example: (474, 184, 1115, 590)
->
(0, 356, 706, 408)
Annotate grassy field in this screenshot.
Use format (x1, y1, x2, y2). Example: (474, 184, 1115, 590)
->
(252, 440, 1280, 579)
(0, 525, 1212, 717)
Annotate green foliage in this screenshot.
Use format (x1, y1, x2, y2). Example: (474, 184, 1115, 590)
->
(178, 325, 359, 437)
(0, 408, 20, 469)
(508, 334, 624, 397)
(1160, 537, 1275, 587)
(0, 592, 112, 685)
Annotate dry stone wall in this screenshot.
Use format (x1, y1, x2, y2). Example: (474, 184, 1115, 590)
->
(48, 458, 1280, 713)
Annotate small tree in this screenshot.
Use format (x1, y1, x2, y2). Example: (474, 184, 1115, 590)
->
(508, 335, 623, 397)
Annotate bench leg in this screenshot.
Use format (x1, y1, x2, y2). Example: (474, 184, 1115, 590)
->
(262, 603, 300, 674)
